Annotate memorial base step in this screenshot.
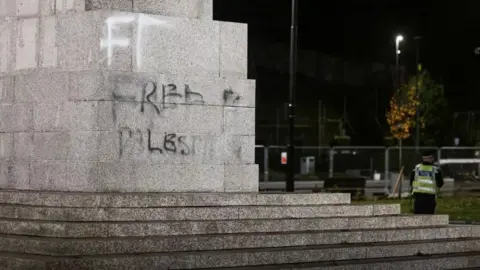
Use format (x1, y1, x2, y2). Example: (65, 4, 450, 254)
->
(0, 191, 478, 269)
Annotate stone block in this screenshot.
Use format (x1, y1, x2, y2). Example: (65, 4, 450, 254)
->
(0, 191, 352, 207)
(0, 103, 33, 132)
(0, 0, 85, 19)
(0, 1, 14, 18)
(131, 13, 220, 76)
(30, 161, 95, 191)
(0, 204, 401, 222)
(15, 17, 39, 71)
(39, 15, 57, 67)
(33, 101, 114, 131)
(59, 11, 218, 74)
(16, 131, 119, 162)
(0, 226, 479, 256)
(0, 238, 478, 269)
(224, 164, 258, 192)
(86, 0, 213, 19)
(366, 239, 480, 259)
(27, 161, 228, 192)
(15, 0, 41, 17)
(69, 71, 114, 101)
(113, 103, 223, 134)
(0, 161, 31, 189)
(132, 0, 212, 20)
(348, 215, 449, 230)
(85, 0, 132, 12)
(39, 0, 55, 16)
(55, 0, 85, 14)
(55, 11, 114, 71)
(0, 215, 451, 238)
(372, 204, 400, 216)
(68, 71, 255, 107)
(223, 107, 255, 135)
(15, 71, 69, 102)
(0, 133, 13, 160)
(182, 164, 225, 192)
(0, 20, 15, 73)
(13, 132, 34, 160)
(235, 204, 399, 220)
(255, 193, 351, 205)
(222, 77, 255, 107)
(220, 22, 248, 78)
(118, 131, 227, 165)
(0, 76, 14, 104)
(224, 135, 255, 164)
(2, 254, 479, 270)
(2, 0, 213, 20)
(3, 11, 249, 78)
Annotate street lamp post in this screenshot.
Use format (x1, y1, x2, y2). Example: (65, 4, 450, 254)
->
(286, 0, 298, 192)
(395, 35, 403, 198)
(414, 36, 423, 152)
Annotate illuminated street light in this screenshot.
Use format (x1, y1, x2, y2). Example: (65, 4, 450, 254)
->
(395, 34, 404, 198)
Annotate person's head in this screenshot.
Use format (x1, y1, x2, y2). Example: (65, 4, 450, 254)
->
(421, 150, 435, 163)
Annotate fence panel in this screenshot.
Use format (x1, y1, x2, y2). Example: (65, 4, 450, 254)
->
(439, 147, 480, 182)
(331, 147, 386, 178)
(296, 146, 330, 180)
(387, 147, 439, 174)
(258, 145, 480, 201)
(255, 145, 266, 182)
(264, 146, 331, 182)
(267, 146, 288, 182)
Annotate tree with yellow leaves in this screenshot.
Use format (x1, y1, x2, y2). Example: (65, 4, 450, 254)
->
(386, 84, 421, 140)
(386, 68, 447, 143)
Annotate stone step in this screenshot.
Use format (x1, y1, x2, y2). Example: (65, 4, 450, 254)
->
(216, 253, 480, 269)
(0, 238, 478, 269)
(0, 191, 351, 207)
(0, 226, 477, 256)
(0, 204, 399, 221)
(0, 215, 449, 238)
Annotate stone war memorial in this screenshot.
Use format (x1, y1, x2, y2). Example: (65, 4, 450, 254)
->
(0, 0, 479, 269)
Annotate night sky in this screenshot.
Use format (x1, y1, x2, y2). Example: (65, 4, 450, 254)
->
(214, 0, 480, 111)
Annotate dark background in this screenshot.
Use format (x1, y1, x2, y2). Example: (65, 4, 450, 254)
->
(214, 0, 480, 146)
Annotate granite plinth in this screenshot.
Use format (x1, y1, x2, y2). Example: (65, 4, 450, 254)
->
(0, 11, 247, 78)
(0, 69, 257, 192)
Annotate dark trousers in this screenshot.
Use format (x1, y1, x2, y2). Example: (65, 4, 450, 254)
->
(413, 193, 436, 214)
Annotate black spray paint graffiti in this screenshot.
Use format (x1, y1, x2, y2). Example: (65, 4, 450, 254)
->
(119, 128, 192, 158)
(113, 79, 242, 111)
(140, 81, 160, 114)
(223, 87, 241, 105)
(139, 81, 205, 114)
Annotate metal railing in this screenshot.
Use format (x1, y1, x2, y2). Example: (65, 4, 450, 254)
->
(255, 145, 480, 193)
(255, 145, 480, 223)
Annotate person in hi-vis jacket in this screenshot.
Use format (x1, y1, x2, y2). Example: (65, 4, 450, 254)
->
(409, 150, 444, 214)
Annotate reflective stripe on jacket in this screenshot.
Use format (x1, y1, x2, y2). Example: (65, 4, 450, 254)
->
(412, 164, 437, 195)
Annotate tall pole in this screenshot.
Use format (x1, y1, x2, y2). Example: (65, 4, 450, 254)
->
(395, 35, 403, 198)
(414, 36, 423, 151)
(286, 0, 298, 192)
